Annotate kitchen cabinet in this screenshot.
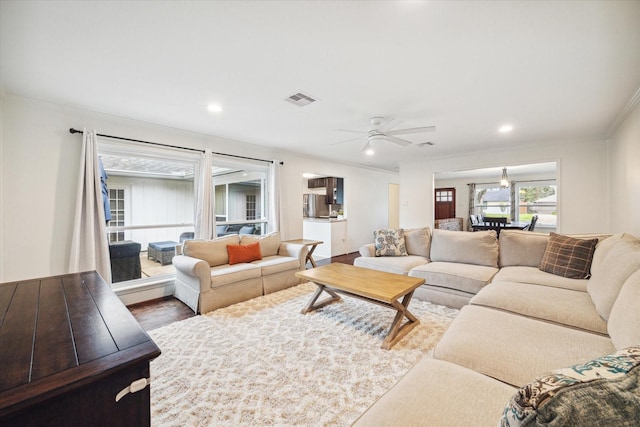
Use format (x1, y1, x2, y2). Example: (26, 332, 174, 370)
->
(325, 177, 344, 204)
(303, 219, 347, 259)
(307, 178, 327, 188)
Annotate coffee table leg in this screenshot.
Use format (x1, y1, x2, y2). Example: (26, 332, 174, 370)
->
(381, 291, 420, 350)
(301, 284, 341, 314)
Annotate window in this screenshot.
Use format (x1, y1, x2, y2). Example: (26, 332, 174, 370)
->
(108, 188, 125, 242)
(246, 194, 257, 220)
(472, 180, 557, 231)
(472, 184, 511, 219)
(211, 158, 269, 236)
(516, 181, 557, 229)
(98, 142, 275, 285)
(99, 143, 199, 284)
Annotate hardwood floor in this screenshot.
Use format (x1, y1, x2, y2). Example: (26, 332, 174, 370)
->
(128, 252, 359, 331)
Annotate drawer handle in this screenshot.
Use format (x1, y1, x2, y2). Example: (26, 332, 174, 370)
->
(115, 378, 151, 402)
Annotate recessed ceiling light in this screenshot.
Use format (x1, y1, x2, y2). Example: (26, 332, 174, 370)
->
(207, 104, 223, 113)
(365, 147, 375, 156)
(498, 124, 514, 133)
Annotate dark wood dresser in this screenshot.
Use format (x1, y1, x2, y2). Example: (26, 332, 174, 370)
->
(0, 271, 161, 427)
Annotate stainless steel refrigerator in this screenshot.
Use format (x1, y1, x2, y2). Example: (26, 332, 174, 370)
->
(303, 194, 329, 218)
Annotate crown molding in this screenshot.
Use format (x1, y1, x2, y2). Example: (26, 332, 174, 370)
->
(607, 86, 640, 137)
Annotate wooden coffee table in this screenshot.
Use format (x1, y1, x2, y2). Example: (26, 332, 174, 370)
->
(296, 263, 425, 349)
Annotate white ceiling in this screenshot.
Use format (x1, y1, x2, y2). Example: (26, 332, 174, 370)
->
(1, 1, 639, 171)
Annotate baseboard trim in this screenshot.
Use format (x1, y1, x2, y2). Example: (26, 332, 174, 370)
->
(115, 278, 175, 306)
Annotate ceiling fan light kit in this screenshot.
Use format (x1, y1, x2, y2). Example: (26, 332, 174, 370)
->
(334, 116, 436, 154)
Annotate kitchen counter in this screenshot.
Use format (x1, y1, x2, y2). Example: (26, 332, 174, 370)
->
(302, 219, 348, 259)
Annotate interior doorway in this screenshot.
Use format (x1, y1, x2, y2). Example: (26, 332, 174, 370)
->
(435, 187, 456, 220)
(388, 183, 399, 228)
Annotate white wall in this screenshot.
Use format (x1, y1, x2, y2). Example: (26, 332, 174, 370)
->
(608, 98, 640, 236)
(399, 139, 609, 234)
(0, 94, 398, 282)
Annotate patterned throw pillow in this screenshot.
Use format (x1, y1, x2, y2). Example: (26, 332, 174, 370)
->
(501, 347, 640, 427)
(538, 233, 598, 279)
(374, 228, 408, 257)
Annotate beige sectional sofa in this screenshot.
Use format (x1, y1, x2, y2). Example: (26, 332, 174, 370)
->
(172, 232, 308, 314)
(353, 229, 640, 426)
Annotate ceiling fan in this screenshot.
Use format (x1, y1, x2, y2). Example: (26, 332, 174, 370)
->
(332, 117, 436, 153)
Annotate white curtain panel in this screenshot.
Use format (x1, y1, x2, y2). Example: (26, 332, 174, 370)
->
(68, 129, 112, 283)
(268, 160, 282, 234)
(195, 149, 215, 239)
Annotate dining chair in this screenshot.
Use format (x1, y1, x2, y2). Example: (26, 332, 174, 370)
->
(527, 215, 539, 232)
(482, 217, 507, 226)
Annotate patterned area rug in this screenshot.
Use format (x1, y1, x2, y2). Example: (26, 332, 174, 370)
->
(149, 282, 458, 426)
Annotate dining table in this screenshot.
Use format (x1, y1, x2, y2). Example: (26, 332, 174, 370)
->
(471, 221, 530, 234)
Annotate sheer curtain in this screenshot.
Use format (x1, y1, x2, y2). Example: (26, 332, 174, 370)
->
(195, 149, 215, 239)
(268, 160, 282, 234)
(68, 129, 112, 283)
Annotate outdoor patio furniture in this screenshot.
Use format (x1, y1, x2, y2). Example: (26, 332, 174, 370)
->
(108, 240, 142, 282)
(148, 241, 178, 266)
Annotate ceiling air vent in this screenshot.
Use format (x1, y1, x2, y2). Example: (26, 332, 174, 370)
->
(285, 92, 317, 107)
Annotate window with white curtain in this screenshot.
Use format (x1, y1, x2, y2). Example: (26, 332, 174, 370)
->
(98, 141, 274, 285)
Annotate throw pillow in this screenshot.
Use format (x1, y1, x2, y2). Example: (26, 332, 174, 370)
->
(538, 233, 598, 279)
(403, 227, 431, 259)
(227, 242, 262, 265)
(501, 347, 640, 427)
(374, 228, 407, 257)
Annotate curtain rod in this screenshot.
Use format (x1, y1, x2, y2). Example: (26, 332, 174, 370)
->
(69, 128, 283, 165)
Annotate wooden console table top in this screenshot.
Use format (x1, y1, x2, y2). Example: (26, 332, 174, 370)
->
(0, 271, 161, 424)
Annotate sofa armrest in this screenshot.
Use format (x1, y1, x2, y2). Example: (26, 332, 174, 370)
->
(359, 243, 375, 257)
(278, 243, 310, 269)
(173, 255, 211, 292)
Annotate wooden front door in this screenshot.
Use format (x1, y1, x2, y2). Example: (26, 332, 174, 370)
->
(435, 187, 456, 220)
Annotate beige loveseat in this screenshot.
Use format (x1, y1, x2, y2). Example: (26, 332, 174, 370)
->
(172, 232, 308, 314)
(353, 230, 640, 426)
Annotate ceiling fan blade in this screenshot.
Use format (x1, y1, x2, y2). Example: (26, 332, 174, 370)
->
(338, 128, 366, 134)
(386, 125, 436, 136)
(361, 141, 372, 152)
(385, 135, 412, 146)
(330, 135, 366, 146)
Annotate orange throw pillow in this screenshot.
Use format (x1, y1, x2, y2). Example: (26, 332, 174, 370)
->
(227, 242, 262, 265)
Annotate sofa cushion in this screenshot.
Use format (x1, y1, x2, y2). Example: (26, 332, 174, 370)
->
(409, 261, 498, 295)
(590, 233, 635, 277)
(251, 255, 300, 276)
(209, 262, 262, 288)
(433, 305, 616, 387)
(430, 229, 499, 267)
(403, 227, 431, 258)
(374, 228, 407, 256)
(183, 234, 240, 267)
(493, 266, 588, 292)
(538, 233, 598, 279)
(470, 281, 608, 335)
(608, 270, 640, 349)
(499, 230, 549, 267)
(353, 358, 516, 427)
(241, 232, 281, 257)
(587, 238, 640, 320)
(501, 347, 640, 427)
(227, 242, 262, 265)
(353, 255, 428, 276)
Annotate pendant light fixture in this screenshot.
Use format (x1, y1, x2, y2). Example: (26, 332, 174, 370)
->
(500, 167, 510, 188)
